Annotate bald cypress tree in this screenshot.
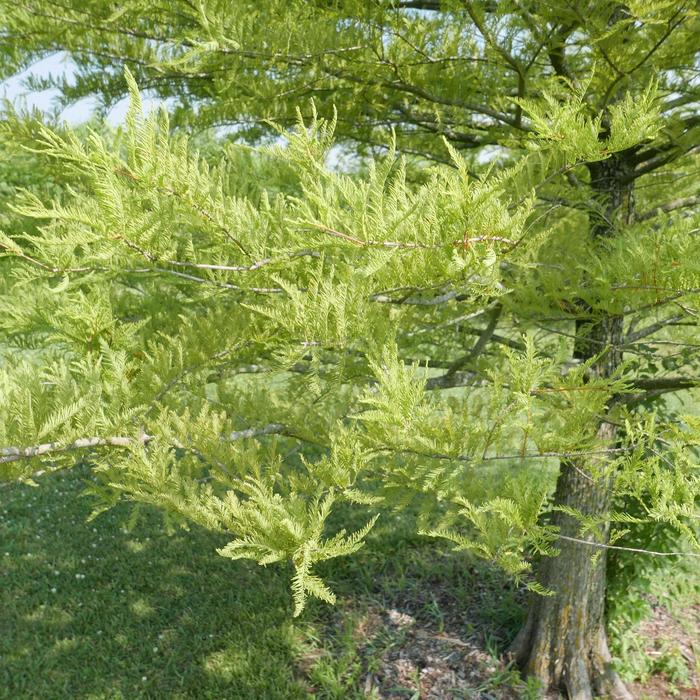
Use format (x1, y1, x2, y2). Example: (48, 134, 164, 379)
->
(1, 2, 699, 697)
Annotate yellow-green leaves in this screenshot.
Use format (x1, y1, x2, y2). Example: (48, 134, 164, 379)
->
(519, 82, 662, 163)
(216, 485, 378, 615)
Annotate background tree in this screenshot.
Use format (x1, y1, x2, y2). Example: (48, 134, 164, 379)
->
(1, 2, 699, 698)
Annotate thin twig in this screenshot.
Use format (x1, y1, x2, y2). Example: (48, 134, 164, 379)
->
(307, 222, 514, 250)
(556, 534, 700, 558)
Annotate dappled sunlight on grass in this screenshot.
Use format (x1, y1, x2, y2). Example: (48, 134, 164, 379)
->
(0, 467, 309, 699)
(202, 647, 252, 681)
(129, 598, 156, 619)
(1, 466, 533, 699)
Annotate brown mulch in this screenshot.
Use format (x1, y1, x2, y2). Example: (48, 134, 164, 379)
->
(299, 604, 524, 699)
(362, 608, 521, 699)
(300, 600, 699, 699)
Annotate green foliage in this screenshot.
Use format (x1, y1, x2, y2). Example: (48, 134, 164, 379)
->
(0, 1, 699, 626)
(606, 486, 700, 684)
(519, 80, 662, 163)
(0, 82, 527, 610)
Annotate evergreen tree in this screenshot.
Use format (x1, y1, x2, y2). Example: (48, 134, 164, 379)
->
(1, 2, 699, 697)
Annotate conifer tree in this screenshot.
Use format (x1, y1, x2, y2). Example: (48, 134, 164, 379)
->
(1, 2, 699, 697)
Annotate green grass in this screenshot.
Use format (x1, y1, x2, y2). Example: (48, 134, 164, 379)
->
(0, 466, 526, 700)
(0, 468, 310, 699)
(2, 465, 697, 699)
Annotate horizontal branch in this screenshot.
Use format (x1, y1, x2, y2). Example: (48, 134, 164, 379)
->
(167, 250, 320, 272)
(306, 222, 514, 250)
(0, 246, 285, 295)
(425, 370, 482, 390)
(622, 376, 700, 406)
(228, 423, 286, 440)
(371, 289, 470, 305)
(556, 534, 700, 558)
(384, 445, 632, 464)
(0, 423, 289, 468)
(0, 435, 149, 466)
(628, 376, 700, 393)
(426, 369, 700, 401)
(395, 0, 442, 9)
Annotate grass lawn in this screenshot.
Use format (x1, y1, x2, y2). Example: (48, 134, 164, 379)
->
(0, 465, 528, 700)
(1, 465, 696, 699)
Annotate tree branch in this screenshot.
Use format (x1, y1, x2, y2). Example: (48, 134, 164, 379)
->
(445, 302, 502, 376)
(0, 435, 149, 466)
(556, 534, 700, 558)
(624, 315, 685, 343)
(637, 195, 700, 222)
(628, 143, 700, 183)
(0, 423, 289, 468)
(425, 369, 482, 390)
(627, 376, 700, 393)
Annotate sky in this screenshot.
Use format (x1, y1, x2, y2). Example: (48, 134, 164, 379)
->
(1, 50, 400, 170)
(1, 52, 162, 126)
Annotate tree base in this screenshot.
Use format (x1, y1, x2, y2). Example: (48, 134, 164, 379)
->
(510, 612, 632, 700)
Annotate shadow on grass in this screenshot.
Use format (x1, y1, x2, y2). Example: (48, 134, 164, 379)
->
(0, 467, 309, 700)
(1, 468, 526, 699)
(317, 505, 526, 647)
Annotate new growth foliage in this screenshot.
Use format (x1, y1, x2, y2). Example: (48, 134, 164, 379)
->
(0, 69, 698, 617)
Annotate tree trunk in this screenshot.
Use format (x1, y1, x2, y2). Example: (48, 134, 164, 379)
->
(511, 155, 635, 699)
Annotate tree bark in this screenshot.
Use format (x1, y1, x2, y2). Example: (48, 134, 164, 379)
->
(511, 155, 635, 699)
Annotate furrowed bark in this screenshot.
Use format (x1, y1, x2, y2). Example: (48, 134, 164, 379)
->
(512, 154, 635, 699)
